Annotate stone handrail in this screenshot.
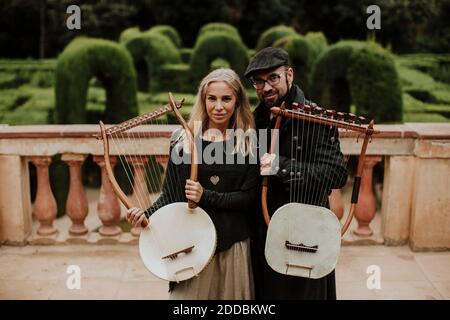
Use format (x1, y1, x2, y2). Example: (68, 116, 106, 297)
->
(0, 123, 448, 251)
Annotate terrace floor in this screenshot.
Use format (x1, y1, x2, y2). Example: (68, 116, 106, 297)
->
(0, 244, 449, 300)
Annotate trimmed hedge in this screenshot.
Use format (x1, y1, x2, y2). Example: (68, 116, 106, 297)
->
(148, 25, 182, 48)
(273, 32, 328, 94)
(274, 34, 314, 93)
(55, 37, 138, 124)
(305, 32, 328, 58)
(310, 40, 403, 123)
(198, 23, 242, 42)
(118, 27, 141, 44)
(397, 53, 450, 85)
(159, 63, 193, 92)
(180, 48, 193, 64)
(256, 25, 298, 51)
(0, 59, 55, 72)
(190, 31, 249, 82)
(123, 32, 181, 92)
(120, 25, 182, 49)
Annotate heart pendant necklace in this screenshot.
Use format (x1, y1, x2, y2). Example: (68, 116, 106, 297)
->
(210, 175, 220, 185)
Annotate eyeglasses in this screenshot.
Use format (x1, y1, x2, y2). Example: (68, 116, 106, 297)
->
(251, 72, 285, 89)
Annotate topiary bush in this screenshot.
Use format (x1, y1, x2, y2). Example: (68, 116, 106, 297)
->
(148, 25, 182, 48)
(55, 37, 138, 124)
(123, 32, 181, 92)
(118, 27, 141, 44)
(305, 32, 328, 59)
(30, 70, 54, 88)
(159, 63, 193, 92)
(273, 32, 328, 95)
(198, 23, 242, 42)
(120, 25, 182, 49)
(0, 71, 29, 89)
(310, 40, 403, 123)
(180, 48, 194, 64)
(274, 34, 314, 93)
(190, 31, 249, 83)
(256, 25, 298, 51)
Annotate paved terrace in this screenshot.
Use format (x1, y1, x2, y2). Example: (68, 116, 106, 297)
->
(0, 244, 449, 300)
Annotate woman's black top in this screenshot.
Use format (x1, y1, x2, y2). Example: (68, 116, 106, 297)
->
(145, 133, 259, 253)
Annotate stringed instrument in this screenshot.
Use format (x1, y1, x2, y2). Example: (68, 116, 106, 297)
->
(96, 93, 217, 282)
(263, 101, 378, 279)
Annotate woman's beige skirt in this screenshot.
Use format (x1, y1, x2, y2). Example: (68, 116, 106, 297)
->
(169, 238, 254, 300)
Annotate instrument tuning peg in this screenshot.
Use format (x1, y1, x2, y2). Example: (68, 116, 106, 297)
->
(325, 109, 336, 118)
(314, 106, 324, 115)
(336, 112, 345, 120)
(345, 113, 356, 123)
(358, 116, 366, 124)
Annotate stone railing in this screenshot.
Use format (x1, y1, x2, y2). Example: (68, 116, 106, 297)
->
(0, 123, 449, 251)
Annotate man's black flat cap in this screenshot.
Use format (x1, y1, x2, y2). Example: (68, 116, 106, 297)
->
(244, 47, 289, 78)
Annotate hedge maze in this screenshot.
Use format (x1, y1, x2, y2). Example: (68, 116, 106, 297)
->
(34, 23, 424, 125)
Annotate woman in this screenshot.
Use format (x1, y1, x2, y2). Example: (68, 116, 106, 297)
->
(127, 68, 258, 300)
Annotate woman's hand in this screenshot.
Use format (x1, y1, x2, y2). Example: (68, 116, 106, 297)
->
(260, 153, 278, 176)
(126, 207, 146, 228)
(185, 179, 204, 203)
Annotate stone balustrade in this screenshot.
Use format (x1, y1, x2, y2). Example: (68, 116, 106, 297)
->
(0, 123, 448, 251)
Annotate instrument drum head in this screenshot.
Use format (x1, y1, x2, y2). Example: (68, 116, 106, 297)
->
(265, 203, 341, 279)
(139, 202, 217, 282)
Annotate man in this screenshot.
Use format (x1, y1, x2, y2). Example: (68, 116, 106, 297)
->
(245, 47, 348, 300)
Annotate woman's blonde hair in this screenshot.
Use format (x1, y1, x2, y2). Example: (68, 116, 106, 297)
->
(187, 68, 256, 156)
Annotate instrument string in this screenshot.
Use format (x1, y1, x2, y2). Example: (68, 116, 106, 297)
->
(103, 101, 215, 280)
(287, 107, 355, 221)
(127, 130, 150, 209)
(305, 110, 322, 206)
(323, 127, 349, 217)
(310, 121, 334, 206)
(298, 106, 307, 204)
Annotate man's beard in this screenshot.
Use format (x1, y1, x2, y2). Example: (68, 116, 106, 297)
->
(262, 90, 278, 107)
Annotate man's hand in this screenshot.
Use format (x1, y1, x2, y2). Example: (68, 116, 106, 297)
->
(126, 207, 146, 228)
(260, 153, 278, 176)
(185, 179, 204, 203)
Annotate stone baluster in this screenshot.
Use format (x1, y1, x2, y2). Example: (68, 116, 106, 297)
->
(125, 156, 150, 236)
(62, 154, 88, 236)
(93, 155, 122, 237)
(29, 156, 58, 236)
(353, 155, 382, 236)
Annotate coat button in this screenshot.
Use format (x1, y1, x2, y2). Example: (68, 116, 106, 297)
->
(330, 136, 335, 143)
(297, 146, 302, 151)
(290, 171, 294, 176)
(281, 169, 287, 175)
(296, 171, 301, 177)
(293, 136, 298, 141)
